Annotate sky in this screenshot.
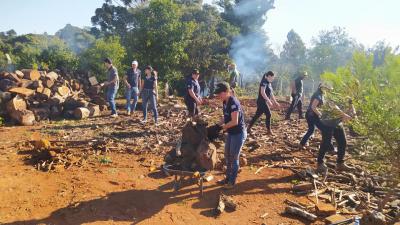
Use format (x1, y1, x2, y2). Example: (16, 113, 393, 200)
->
(1, 0, 399, 49)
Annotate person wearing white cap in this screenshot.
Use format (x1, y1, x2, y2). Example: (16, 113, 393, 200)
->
(124, 60, 141, 115)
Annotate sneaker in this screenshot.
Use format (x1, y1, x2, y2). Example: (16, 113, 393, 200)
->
(141, 119, 147, 124)
(316, 163, 328, 174)
(336, 163, 353, 172)
(111, 114, 118, 118)
(223, 183, 235, 190)
(217, 179, 228, 185)
(127, 111, 131, 116)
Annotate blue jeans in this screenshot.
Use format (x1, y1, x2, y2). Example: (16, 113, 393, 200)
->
(225, 130, 247, 185)
(300, 112, 323, 146)
(141, 89, 158, 122)
(107, 86, 118, 115)
(126, 87, 139, 112)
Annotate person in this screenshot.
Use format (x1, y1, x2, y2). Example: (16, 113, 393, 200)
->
(316, 97, 356, 173)
(184, 69, 202, 117)
(299, 84, 325, 149)
(247, 71, 280, 135)
(124, 60, 141, 115)
(140, 66, 158, 124)
(100, 58, 119, 118)
(228, 63, 240, 96)
(199, 79, 207, 97)
(214, 82, 247, 190)
(285, 71, 308, 120)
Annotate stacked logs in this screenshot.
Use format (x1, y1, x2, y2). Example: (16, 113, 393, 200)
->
(0, 69, 106, 125)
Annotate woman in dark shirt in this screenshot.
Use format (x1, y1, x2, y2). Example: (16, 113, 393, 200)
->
(214, 82, 247, 190)
(247, 71, 280, 135)
(140, 65, 158, 124)
(299, 84, 325, 148)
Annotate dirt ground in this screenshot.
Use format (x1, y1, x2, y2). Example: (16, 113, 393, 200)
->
(0, 98, 344, 225)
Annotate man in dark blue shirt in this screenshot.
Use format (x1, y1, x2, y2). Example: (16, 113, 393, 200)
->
(124, 60, 141, 115)
(285, 71, 307, 120)
(184, 69, 202, 117)
(214, 82, 246, 190)
(247, 71, 280, 135)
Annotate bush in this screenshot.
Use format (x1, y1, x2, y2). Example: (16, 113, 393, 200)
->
(321, 52, 400, 182)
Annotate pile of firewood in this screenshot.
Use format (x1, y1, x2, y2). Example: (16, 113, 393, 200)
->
(0, 69, 107, 125)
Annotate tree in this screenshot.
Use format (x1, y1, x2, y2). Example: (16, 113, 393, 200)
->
(79, 36, 126, 81)
(307, 27, 359, 78)
(280, 29, 306, 75)
(321, 52, 400, 183)
(125, 0, 195, 84)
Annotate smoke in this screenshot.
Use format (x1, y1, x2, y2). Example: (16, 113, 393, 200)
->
(229, 0, 275, 83)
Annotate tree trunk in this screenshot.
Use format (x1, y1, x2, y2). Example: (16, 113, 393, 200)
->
(43, 77, 55, 89)
(46, 71, 59, 81)
(57, 85, 70, 97)
(36, 87, 52, 99)
(31, 107, 50, 121)
(6, 95, 27, 112)
(73, 107, 90, 119)
(14, 70, 25, 79)
(0, 91, 12, 105)
(0, 79, 18, 92)
(9, 87, 36, 97)
(0, 72, 21, 83)
(21, 69, 41, 81)
(10, 109, 36, 126)
(88, 104, 100, 117)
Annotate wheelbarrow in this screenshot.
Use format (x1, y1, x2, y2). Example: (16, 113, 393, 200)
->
(162, 164, 207, 197)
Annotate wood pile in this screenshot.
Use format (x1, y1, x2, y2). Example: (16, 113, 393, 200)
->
(0, 70, 106, 125)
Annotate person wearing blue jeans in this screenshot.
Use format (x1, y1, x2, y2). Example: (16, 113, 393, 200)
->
(124, 60, 141, 115)
(101, 58, 119, 117)
(140, 66, 158, 124)
(214, 82, 247, 190)
(300, 85, 325, 148)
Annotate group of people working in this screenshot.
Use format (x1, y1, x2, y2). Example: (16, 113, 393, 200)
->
(101, 57, 356, 190)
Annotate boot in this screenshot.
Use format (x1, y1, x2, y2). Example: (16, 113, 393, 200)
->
(316, 162, 328, 174)
(266, 128, 274, 135)
(336, 162, 353, 172)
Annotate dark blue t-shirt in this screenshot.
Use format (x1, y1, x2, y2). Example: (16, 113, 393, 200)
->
(257, 77, 273, 104)
(185, 77, 200, 102)
(126, 68, 141, 88)
(307, 90, 324, 116)
(142, 76, 156, 90)
(223, 96, 245, 134)
(294, 76, 303, 96)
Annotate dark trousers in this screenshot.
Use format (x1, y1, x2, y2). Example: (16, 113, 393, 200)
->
(248, 101, 271, 130)
(300, 112, 323, 146)
(317, 124, 347, 164)
(286, 94, 303, 119)
(184, 99, 199, 117)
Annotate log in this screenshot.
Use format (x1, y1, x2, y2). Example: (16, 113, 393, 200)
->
(285, 206, 317, 221)
(48, 94, 65, 106)
(73, 107, 90, 119)
(36, 87, 52, 99)
(21, 69, 41, 81)
(57, 85, 70, 97)
(63, 97, 88, 110)
(43, 77, 55, 88)
(88, 104, 100, 117)
(31, 107, 50, 121)
(9, 87, 36, 97)
(9, 109, 36, 126)
(0, 72, 21, 83)
(6, 95, 27, 112)
(15, 70, 24, 79)
(0, 79, 18, 91)
(27, 80, 42, 89)
(49, 106, 62, 118)
(71, 79, 81, 91)
(0, 91, 12, 104)
(18, 79, 34, 88)
(46, 71, 58, 81)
